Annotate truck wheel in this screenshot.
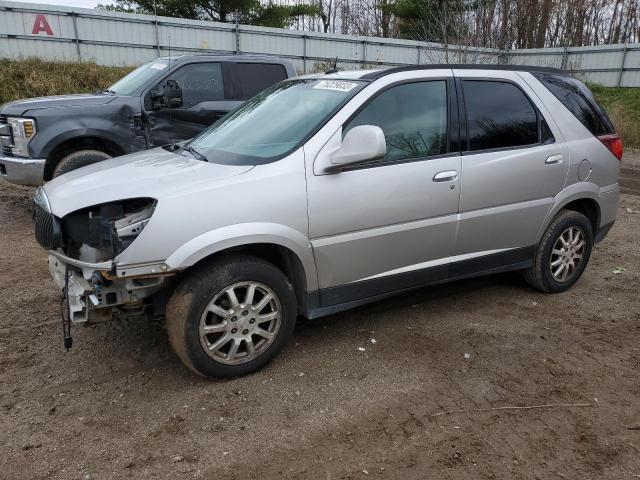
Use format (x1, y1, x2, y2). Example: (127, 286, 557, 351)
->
(524, 210, 594, 293)
(165, 255, 297, 378)
(53, 150, 112, 177)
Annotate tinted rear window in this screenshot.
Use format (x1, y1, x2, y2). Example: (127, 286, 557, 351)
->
(533, 73, 614, 136)
(463, 80, 539, 151)
(235, 63, 288, 99)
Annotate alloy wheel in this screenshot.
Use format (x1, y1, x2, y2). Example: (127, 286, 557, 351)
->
(550, 226, 586, 282)
(199, 281, 281, 365)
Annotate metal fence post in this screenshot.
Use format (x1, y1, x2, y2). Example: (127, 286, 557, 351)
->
(235, 19, 240, 54)
(416, 45, 421, 65)
(302, 34, 307, 74)
(561, 46, 569, 71)
(617, 45, 628, 87)
(153, 18, 160, 57)
(362, 37, 367, 68)
(71, 11, 81, 61)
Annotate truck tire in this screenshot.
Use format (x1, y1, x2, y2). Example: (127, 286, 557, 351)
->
(523, 210, 594, 293)
(166, 255, 297, 378)
(53, 149, 112, 177)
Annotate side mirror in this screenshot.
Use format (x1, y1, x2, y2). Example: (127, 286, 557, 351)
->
(164, 79, 183, 109)
(328, 125, 386, 172)
(150, 79, 183, 110)
(149, 89, 165, 110)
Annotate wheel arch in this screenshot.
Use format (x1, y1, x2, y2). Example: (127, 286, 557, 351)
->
(538, 185, 602, 242)
(164, 223, 319, 313)
(43, 133, 127, 180)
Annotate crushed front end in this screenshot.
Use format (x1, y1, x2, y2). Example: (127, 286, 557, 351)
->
(32, 187, 172, 336)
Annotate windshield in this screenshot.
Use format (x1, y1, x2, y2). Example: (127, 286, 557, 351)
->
(189, 78, 367, 165)
(108, 60, 170, 95)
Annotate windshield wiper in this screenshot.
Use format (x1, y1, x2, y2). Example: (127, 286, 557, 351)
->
(181, 145, 208, 162)
(96, 88, 116, 95)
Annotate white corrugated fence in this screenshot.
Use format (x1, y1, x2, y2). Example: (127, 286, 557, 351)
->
(0, 0, 638, 87)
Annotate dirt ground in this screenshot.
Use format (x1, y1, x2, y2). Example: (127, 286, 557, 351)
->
(1, 155, 639, 480)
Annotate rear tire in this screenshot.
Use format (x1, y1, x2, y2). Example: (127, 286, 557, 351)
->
(53, 149, 112, 177)
(165, 255, 297, 378)
(524, 210, 594, 293)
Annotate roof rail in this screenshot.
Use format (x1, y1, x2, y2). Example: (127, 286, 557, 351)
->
(360, 63, 566, 80)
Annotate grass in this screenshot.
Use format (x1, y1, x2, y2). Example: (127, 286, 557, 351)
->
(0, 58, 132, 105)
(0, 58, 638, 148)
(589, 83, 640, 149)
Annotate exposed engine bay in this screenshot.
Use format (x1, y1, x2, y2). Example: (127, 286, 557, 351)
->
(60, 197, 156, 259)
(35, 196, 172, 329)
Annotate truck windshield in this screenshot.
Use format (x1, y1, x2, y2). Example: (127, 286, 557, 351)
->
(108, 60, 170, 95)
(188, 78, 367, 165)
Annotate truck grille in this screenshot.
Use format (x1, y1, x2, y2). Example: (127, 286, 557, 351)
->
(0, 115, 12, 156)
(33, 202, 62, 250)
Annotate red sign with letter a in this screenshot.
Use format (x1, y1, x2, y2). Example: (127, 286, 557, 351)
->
(32, 14, 54, 36)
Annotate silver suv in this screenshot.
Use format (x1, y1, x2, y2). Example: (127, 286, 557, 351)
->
(34, 65, 621, 378)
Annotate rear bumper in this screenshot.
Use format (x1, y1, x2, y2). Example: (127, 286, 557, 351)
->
(595, 221, 614, 244)
(0, 155, 46, 186)
(596, 184, 619, 244)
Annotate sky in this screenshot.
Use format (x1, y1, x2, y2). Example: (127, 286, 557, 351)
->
(4, 0, 113, 8)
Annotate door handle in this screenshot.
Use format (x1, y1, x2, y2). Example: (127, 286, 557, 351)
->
(433, 170, 458, 182)
(545, 154, 564, 165)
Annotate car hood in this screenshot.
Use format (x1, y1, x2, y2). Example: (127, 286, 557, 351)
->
(44, 148, 254, 217)
(1, 93, 117, 116)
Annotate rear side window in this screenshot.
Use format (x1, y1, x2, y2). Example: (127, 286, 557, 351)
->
(234, 63, 288, 99)
(533, 73, 614, 136)
(344, 81, 448, 163)
(463, 80, 539, 151)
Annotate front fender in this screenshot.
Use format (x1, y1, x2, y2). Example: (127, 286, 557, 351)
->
(25, 103, 145, 160)
(164, 222, 319, 292)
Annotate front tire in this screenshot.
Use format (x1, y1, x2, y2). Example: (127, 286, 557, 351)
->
(53, 149, 112, 177)
(524, 210, 594, 293)
(165, 255, 297, 378)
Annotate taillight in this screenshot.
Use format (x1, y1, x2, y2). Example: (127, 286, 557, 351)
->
(598, 134, 623, 161)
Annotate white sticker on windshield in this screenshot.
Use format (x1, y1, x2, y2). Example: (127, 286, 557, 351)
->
(150, 62, 168, 70)
(313, 80, 358, 92)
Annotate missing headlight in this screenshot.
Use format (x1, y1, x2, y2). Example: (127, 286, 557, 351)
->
(61, 198, 156, 259)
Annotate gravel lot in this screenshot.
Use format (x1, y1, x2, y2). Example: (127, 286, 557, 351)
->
(1, 155, 639, 479)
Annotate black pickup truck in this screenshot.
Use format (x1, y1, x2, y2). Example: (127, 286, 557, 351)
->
(0, 54, 297, 185)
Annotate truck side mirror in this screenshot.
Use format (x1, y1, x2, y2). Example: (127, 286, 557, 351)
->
(150, 79, 183, 110)
(164, 79, 183, 109)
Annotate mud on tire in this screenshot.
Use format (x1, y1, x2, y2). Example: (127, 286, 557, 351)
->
(165, 255, 297, 378)
(524, 210, 594, 293)
(53, 149, 112, 177)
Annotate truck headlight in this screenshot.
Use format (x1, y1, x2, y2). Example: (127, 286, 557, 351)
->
(7, 117, 37, 157)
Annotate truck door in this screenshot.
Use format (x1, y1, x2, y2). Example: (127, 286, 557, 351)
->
(143, 62, 241, 147)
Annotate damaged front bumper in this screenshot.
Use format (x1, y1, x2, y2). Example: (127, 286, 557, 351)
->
(48, 250, 172, 324)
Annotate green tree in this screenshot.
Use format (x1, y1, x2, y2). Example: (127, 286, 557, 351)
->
(392, 0, 475, 43)
(98, 0, 320, 28)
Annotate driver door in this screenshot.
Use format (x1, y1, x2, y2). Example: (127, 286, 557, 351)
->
(306, 79, 461, 306)
(143, 62, 242, 147)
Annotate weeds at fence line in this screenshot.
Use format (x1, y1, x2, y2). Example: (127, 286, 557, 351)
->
(0, 57, 638, 149)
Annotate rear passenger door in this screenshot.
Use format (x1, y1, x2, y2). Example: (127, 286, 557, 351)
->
(452, 71, 569, 271)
